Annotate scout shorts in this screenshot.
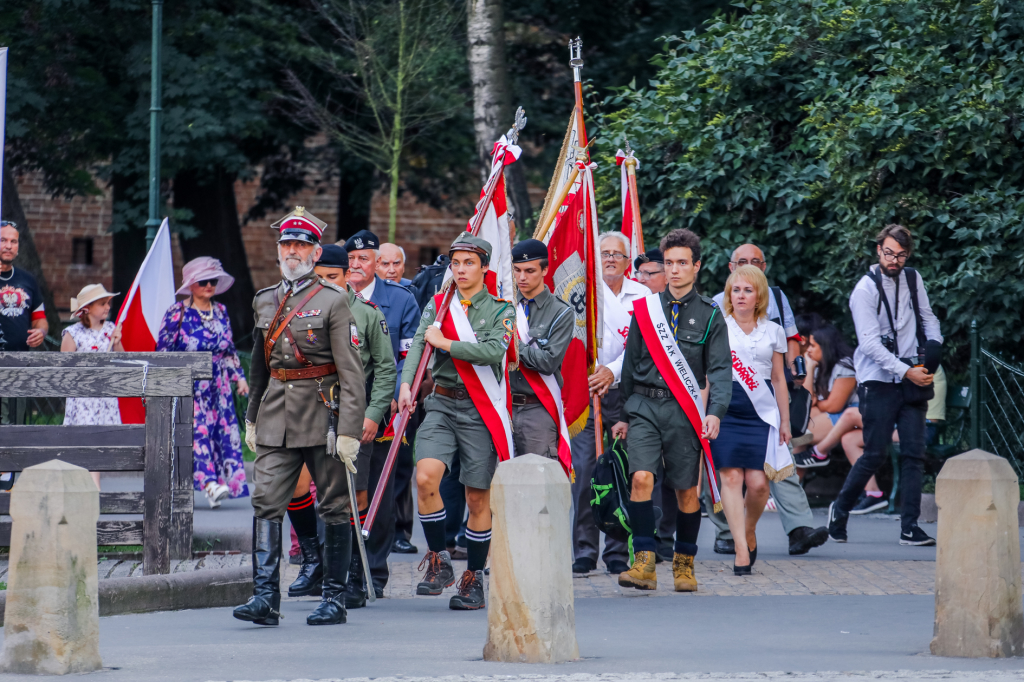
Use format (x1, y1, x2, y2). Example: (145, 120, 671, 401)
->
(623, 392, 703, 490)
(415, 392, 497, 490)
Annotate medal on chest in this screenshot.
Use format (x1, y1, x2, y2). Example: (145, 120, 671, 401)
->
(306, 328, 318, 344)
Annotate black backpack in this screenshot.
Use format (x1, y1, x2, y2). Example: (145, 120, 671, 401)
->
(410, 255, 450, 311)
(590, 438, 633, 544)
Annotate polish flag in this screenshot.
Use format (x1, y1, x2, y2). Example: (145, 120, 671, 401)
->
(114, 218, 176, 423)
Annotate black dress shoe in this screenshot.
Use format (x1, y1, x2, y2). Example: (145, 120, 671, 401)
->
(714, 538, 736, 555)
(392, 538, 418, 554)
(572, 557, 596, 574)
(733, 562, 752, 576)
(605, 559, 630, 574)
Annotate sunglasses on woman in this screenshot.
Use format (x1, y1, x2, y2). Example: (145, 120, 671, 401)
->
(197, 279, 218, 288)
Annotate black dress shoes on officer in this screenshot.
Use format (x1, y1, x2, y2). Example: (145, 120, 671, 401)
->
(714, 538, 736, 554)
(288, 534, 323, 597)
(392, 538, 418, 554)
(234, 518, 283, 626)
(416, 550, 456, 595)
(343, 542, 367, 609)
(449, 570, 485, 610)
(307, 523, 350, 625)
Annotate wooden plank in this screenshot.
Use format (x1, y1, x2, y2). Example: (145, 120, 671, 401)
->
(169, 396, 194, 561)
(0, 491, 144, 515)
(0, 520, 144, 546)
(144, 397, 173, 574)
(0, 425, 145, 447)
(0, 367, 194, 398)
(0, 446, 144, 472)
(0, 352, 213, 379)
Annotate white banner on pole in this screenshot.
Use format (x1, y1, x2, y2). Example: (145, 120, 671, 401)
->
(0, 47, 7, 221)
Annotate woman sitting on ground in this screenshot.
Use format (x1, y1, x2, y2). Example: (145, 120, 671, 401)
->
(792, 324, 858, 467)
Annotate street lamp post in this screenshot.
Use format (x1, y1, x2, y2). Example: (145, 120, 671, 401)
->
(145, 0, 163, 251)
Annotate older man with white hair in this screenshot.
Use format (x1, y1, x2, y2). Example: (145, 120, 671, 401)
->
(377, 243, 412, 286)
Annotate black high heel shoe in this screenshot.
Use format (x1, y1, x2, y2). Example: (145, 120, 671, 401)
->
(733, 561, 752, 576)
(749, 546, 757, 568)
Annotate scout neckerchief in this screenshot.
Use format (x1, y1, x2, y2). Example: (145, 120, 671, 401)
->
(433, 290, 514, 463)
(631, 292, 723, 512)
(515, 301, 573, 479)
(725, 315, 794, 482)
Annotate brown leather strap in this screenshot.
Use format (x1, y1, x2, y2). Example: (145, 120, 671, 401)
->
(263, 294, 290, 368)
(265, 283, 324, 367)
(282, 325, 310, 366)
(269, 364, 338, 382)
(434, 384, 470, 400)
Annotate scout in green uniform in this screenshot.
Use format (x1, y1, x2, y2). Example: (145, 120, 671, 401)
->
(234, 207, 365, 628)
(612, 228, 732, 593)
(282, 243, 397, 607)
(508, 238, 573, 459)
(397, 232, 515, 611)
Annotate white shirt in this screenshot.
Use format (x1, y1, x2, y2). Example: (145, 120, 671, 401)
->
(600, 277, 651, 385)
(849, 265, 942, 383)
(725, 315, 787, 378)
(356, 277, 377, 303)
(713, 286, 798, 338)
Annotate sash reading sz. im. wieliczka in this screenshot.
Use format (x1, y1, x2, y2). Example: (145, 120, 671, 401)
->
(725, 315, 795, 482)
(631, 293, 723, 511)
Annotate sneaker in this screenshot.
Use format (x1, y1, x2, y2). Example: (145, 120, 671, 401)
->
(827, 501, 848, 543)
(850, 493, 888, 515)
(416, 550, 456, 595)
(449, 570, 485, 610)
(572, 557, 596, 574)
(900, 526, 936, 546)
(204, 482, 229, 509)
(794, 447, 830, 469)
(0, 472, 14, 491)
(765, 497, 778, 512)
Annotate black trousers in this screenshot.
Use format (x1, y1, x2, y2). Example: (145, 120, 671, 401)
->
(364, 439, 396, 591)
(836, 381, 926, 532)
(393, 415, 418, 541)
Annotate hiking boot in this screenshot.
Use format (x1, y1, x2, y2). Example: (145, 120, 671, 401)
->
(287, 534, 323, 597)
(449, 570, 485, 610)
(618, 550, 657, 591)
(307, 524, 350, 625)
(233, 518, 283, 626)
(416, 550, 456, 595)
(672, 553, 698, 592)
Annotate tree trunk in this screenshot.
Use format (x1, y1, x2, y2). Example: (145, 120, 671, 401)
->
(110, 175, 149, 321)
(467, 0, 531, 233)
(1, 160, 61, 343)
(173, 167, 257, 349)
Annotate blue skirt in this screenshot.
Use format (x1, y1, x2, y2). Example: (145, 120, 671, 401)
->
(711, 381, 771, 471)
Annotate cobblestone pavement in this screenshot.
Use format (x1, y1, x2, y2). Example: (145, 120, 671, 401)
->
(218, 672, 1024, 682)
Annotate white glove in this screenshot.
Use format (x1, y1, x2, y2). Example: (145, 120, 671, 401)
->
(244, 421, 256, 452)
(336, 435, 359, 474)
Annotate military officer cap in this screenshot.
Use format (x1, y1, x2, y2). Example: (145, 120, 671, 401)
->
(345, 229, 380, 253)
(317, 244, 349, 269)
(634, 247, 664, 270)
(449, 232, 492, 265)
(511, 238, 548, 264)
(271, 206, 327, 244)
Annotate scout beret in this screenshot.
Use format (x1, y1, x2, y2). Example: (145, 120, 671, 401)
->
(272, 206, 326, 244)
(634, 247, 664, 270)
(449, 232, 492, 263)
(345, 229, 380, 253)
(317, 244, 349, 269)
(511, 238, 548, 264)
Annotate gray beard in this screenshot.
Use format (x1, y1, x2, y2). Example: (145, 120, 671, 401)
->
(280, 257, 314, 282)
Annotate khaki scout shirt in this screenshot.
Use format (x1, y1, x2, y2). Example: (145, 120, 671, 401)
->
(620, 287, 733, 419)
(348, 287, 398, 427)
(247, 276, 366, 448)
(508, 286, 573, 396)
(402, 287, 515, 387)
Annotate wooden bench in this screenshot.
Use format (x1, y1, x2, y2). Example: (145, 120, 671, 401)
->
(0, 352, 211, 575)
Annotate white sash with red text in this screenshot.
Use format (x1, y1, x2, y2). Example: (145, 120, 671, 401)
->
(435, 294, 514, 463)
(515, 303, 573, 479)
(631, 294, 723, 511)
(725, 316, 794, 482)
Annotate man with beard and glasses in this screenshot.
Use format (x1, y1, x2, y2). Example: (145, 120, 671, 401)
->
(234, 207, 365, 627)
(828, 223, 942, 547)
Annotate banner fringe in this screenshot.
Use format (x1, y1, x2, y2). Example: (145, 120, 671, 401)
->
(566, 405, 590, 439)
(764, 462, 795, 483)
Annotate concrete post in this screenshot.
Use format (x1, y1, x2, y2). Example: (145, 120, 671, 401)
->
(931, 449, 1024, 658)
(0, 460, 102, 674)
(484, 454, 578, 663)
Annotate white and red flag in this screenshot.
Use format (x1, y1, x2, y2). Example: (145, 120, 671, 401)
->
(465, 135, 521, 302)
(615, 149, 644, 279)
(114, 218, 176, 423)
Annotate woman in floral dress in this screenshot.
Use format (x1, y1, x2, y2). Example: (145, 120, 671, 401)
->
(157, 257, 250, 508)
(62, 284, 124, 489)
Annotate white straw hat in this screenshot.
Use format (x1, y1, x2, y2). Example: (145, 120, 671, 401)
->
(70, 284, 119, 317)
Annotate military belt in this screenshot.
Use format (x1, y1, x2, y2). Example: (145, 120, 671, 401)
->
(510, 393, 542, 406)
(633, 384, 674, 400)
(270, 364, 338, 382)
(434, 384, 471, 401)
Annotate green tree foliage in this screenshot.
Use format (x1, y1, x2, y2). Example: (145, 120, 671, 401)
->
(600, 0, 1024, 370)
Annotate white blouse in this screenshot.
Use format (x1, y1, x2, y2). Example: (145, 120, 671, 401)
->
(725, 315, 787, 378)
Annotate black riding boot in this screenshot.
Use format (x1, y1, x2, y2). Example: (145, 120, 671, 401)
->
(288, 534, 323, 597)
(344, 526, 368, 609)
(307, 522, 351, 625)
(233, 518, 282, 626)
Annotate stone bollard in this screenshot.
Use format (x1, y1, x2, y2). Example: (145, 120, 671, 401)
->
(483, 453, 578, 663)
(0, 460, 102, 674)
(931, 449, 1024, 658)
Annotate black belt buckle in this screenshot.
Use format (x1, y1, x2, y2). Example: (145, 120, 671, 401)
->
(511, 393, 527, 406)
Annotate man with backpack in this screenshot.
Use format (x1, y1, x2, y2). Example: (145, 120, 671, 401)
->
(708, 243, 829, 556)
(829, 224, 941, 546)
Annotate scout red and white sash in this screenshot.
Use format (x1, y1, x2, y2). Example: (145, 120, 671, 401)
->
(434, 292, 515, 463)
(631, 293, 723, 511)
(515, 303, 573, 479)
(725, 316, 795, 482)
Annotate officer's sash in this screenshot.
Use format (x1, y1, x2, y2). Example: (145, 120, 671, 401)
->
(725, 316, 795, 482)
(434, 293, 514, 463)
(632, 293, 722, 511)
(515, 303, 573, 479)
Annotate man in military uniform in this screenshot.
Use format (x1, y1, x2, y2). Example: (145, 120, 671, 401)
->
(282, 244, 398, 608)
(612, 228, 732, 592)
(508, 238, 573, 460)
(397, 233, 516, 611)
(234, 207, 365, 627)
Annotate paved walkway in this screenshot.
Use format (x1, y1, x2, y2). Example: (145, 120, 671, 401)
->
(210, 674, 1024, 682)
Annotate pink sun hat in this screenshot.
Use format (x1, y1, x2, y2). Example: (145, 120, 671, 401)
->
(176, 257, 235, 296)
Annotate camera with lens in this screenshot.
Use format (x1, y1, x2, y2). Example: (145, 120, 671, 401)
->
(880, 335, 895, 353)
(792, 355, 807, 380)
